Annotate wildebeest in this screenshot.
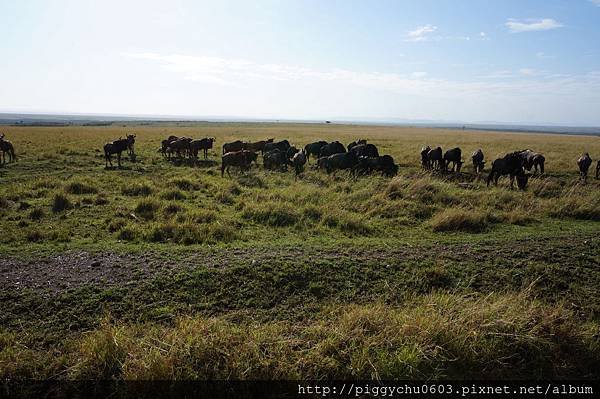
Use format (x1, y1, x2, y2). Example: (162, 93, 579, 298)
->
(597, 160, 600, 180)
(126, 134, 136, 156)
(189, 138, 215, 159)
(427, 147, 443, 171)
(292, 150, 307, 177)
(354, 155, 398, 177)
(246, 138, 274, 155)
(443, 147, 462, 173)
(577, 153, 593, 183)
(160, 136, 179, 159)
(263, 149, 289, 171)
(487, 152, 530, 190)
(304, 141, 328, 163)
(286, 146, 300, 160)
(350, 143, 379, 158)
(420, 146, 431, 170)
(264, 140, 291, 153)
(0, 133, 16, 164)
(221, 150, 257, 177)
(170, 137, 192, 159)
(472, 149, 485, 174)
(320, 141, 346, 157)
(321, 151, 358, 174)
(519, 149, 545, 174)
(223, 140, 246, 154)
(104, 137, 131, 168)
(348, 139, 367, 151)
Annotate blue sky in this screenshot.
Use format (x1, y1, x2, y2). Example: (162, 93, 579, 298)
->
(1, 0, 599, 125)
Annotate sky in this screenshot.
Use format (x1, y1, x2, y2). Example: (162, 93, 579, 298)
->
(1, 0, 600, 125)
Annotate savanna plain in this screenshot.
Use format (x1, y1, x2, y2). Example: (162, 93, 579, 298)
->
(1, 123, 599, 380)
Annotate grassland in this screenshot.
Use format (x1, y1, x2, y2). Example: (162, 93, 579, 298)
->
(0, 123, 599, 380)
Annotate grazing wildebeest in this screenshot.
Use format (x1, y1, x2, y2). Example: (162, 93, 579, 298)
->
(320, 141, 346, 157)
(472, 149, 485, 174)
(286, 146, 300, 160)
(443, 147, 462, 173)
(519, 149, 545, 174)
(221, 150, 257, 177)
(577, 153, 593, 183)
(487, 152, 530, 190)
(222, 140, 245, 154)
(104, 137, 130, 168)
(322, 151, 358, 175)
(350, 143, 379, 158)
(597, 160, 600, 180)
(292, 150, 307, 177)
(0, 133, 16, 164)
(304, 141, 328, 163)
(354, 155, 398, 177)
(420, 146, 431, 170)
(170, 137, 192, 159)
(264, 140, 291, 153)
(246, 138, 274, 155)
(316, 156, 330, 170)
(189, 138, 215, 159)
(427, 147, 443, 171)
(347, 139, 367, 151)
(263, 149, 289, 171)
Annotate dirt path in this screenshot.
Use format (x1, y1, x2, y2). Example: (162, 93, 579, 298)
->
(1, 234, 598, 294)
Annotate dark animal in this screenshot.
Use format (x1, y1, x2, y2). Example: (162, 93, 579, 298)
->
(221, 150, 257, 177)
(126, 134, 136, 156)
(304, 141, 327, 163)
(292, 150, 307, 177)
(0, 133, 16, 164)
(160, 136, 179, 159)
(263, 140, 291, 153)
(104, 137, 130, 168)
(487, 152, 530, 190)
(354, 155, 398, 177)
(443, 147, 462, 173)
(597, 160, 600, 180)
(577, 153, 593, 183)
(189, 137, 215, 159)
(420, 146, 431, 169)
(519, 149, 545, 174)
(472, 149, 485, 174)
(350, 143, 379, 158)
(347, 139, 367, 151)
(263, 149, 289, 171)
(320, 141, 346, 157)
(170, 137, 192, 158)
(427, 147, 443, 171)
(246, 138, 274, 155)
(286, 146, 300, 160)
(223, 140, 246, 154)
(322, 151, 358, 175)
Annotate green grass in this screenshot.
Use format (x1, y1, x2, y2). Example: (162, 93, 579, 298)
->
(0, 122, 599, 380)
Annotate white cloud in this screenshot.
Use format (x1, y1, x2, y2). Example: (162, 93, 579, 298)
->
(405, 24, 437, 42)
(590, 0, 600, 6)
(411, 71, 428, 78)
(505, 18, 564, 33)
(536, 52, 555, 59)
(519, 68, 536, 76)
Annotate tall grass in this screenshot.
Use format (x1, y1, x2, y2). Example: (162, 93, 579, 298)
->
(3, 291, 598, 380)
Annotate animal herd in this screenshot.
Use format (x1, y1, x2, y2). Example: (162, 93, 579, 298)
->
(0, 131, 599, 188)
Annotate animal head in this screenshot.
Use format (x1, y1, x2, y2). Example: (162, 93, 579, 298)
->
(266, 138, 274, 143)
(0, 133, 4, 140)
(210, 137, 216, 143)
